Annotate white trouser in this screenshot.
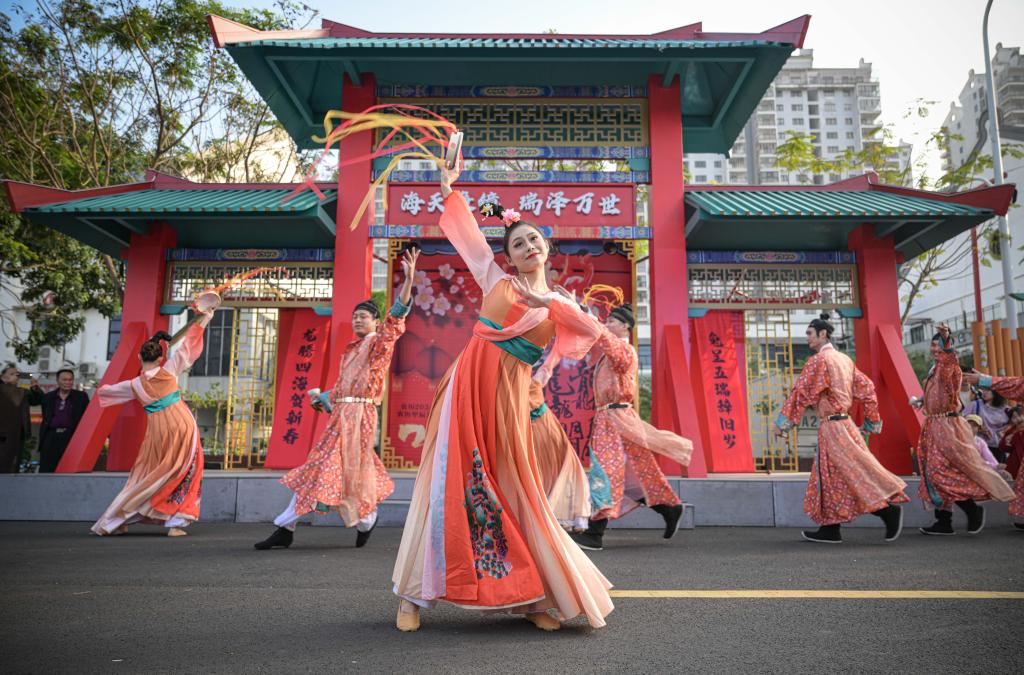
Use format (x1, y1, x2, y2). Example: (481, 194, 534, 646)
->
(273, 494, 377, 532)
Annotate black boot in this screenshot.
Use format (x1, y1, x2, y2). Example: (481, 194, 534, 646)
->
(254, 526, 294, 550)
(872, 504, 904, 542)
(920, 509, 954, 536)
(650, 503, 684, 539)
(956, 499, 986, 534)
(355, 517, 377, 548)
(802, 524, 842, 544)
(1014, 522, 1024, 531)
(570, 518, 608, 551)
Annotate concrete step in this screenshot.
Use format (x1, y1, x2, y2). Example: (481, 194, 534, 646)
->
(0, 473, 1014, 529)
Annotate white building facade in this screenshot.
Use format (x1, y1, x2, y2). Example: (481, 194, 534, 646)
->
(903, 44, 1024, 352)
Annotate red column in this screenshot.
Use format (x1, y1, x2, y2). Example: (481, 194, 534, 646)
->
(647, 74, 706, 476)
(315, 73, 376, 441)
(848, 225, 917, 474)
(57, 223, 176, 472)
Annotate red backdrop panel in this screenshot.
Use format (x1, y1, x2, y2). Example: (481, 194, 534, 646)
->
(385, 249, 632, 467)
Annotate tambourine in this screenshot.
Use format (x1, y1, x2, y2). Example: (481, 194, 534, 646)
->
(168, 291, 223, 347)
(445, 130, 463, 171)
(193, 290, 222, 313)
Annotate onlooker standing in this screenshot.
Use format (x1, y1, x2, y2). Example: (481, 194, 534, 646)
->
(29, 369, 89, 473)
(966, 387, 1010, 462)
(999, 406, 1024, 480)
(965, 414, 1000, 469)
(0, 364, 30, 473)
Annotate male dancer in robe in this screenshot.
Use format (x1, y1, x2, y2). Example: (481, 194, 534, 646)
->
(570, 303, 693, 551)
(913, 325, 1014, 535)
(963, 365, 1024, 530)
(774, 314, 908, 543)
(254, 249, 418, 550)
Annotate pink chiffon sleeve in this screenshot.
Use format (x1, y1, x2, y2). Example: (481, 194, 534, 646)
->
(439, 191, 506, 294)
(545, 297, 603, 362)
(164, 324, 206, 377)
(97, 379, 136, 408)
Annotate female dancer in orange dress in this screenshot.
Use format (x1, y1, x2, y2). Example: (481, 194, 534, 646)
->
(915, 325, 1013, 535)
(774, 314, 908, 544)
(391, 163, 613, 632)
(91, 307, 214, 536)
(964, 368, 1024, 530)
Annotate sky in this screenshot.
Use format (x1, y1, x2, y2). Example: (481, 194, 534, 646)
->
(239, 0, 1023, 183)
(3, 0, 1021, 181)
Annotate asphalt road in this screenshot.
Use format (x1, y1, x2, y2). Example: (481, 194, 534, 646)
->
(2, 522, 1022, 674)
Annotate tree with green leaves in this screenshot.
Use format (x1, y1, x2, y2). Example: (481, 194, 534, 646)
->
(0, 0, 315, 363)
(772, 117, 1023, 323)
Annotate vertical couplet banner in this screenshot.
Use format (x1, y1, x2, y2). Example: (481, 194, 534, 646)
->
(692, 311, 754, 472)
(265, 310, 331, 469)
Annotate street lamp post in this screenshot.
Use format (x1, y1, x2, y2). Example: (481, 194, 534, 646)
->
(983, 0, 1017, 330)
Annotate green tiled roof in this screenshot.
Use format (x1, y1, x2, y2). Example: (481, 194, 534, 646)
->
(27, 188, 335, 214)
(685, 190, 989, 218)
(233, 37, 783, 49)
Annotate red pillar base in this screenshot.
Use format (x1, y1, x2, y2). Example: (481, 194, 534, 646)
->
(848, 225, 917, 474)
(57, 224, 176, 473)
(647, 74, 707, 476)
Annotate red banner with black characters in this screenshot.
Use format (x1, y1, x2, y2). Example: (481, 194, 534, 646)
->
(264, 309, 331, 469)
(692, 311, 754, 473)
(388, 184, 635, 228)
(384, 248, 632, 468)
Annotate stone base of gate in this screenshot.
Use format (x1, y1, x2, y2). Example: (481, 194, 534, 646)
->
(0, 472, 1014, 530)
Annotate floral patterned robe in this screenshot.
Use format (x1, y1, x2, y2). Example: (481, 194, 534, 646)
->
(588, 326, 692, 521)
(978, 374, 1024, 518)
(776, 343, 908, 525)
(281, 300, 410, 526)
(917, 339, 1014, 510)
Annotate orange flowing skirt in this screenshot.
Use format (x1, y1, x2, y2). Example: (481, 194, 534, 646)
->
(532, 408, 591, 529)
(91, 400, 203, 535)
(392, 336, 613, 626)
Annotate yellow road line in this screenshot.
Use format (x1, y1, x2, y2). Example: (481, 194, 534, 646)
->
(610, 590, 1024, 599)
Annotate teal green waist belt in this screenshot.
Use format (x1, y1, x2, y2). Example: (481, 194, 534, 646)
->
(477, 317, 543, 365)
(530, 402, 548, 420)
(144, 390, 181, 414)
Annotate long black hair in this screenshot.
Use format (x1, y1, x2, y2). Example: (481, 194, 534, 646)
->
(140, 331, 173, 363)
(479, 202, 550, 257)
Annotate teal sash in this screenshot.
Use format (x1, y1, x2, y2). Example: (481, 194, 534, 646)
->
(530, 402, 548, 420)
(477, 316, 543, 365)
(144, 390, 181, 414)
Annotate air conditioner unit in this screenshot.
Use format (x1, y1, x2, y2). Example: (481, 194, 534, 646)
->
(38, 347, 52, 373)
(79, 362, 97, 377)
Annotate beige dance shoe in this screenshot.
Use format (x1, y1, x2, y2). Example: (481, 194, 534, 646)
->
(396, 600, 421, 632)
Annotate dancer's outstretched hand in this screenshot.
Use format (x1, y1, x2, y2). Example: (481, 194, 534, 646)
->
(440, 157, 462, 198)
(553, 284, 576, 303)
(511, 277, 551, 309)
(398, 248, 419, 306)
